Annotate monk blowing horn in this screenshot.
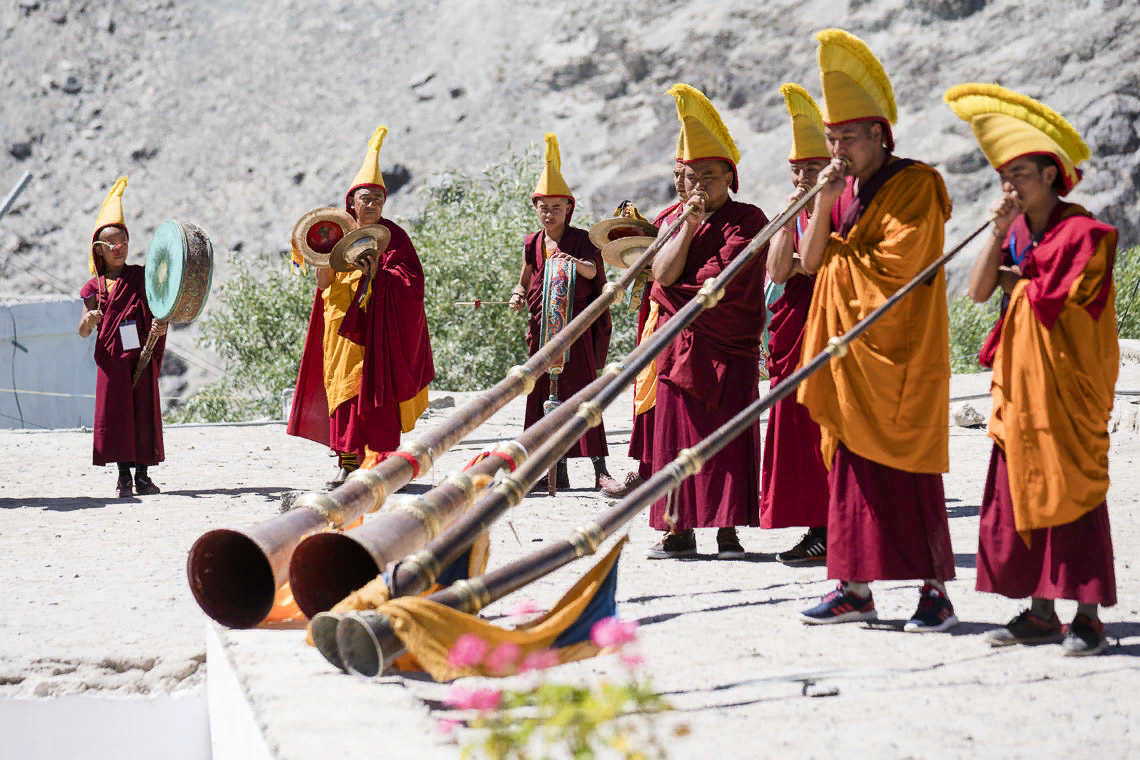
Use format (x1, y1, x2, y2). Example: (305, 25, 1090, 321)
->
(307, 162, 851, 668)
(186, 200, 702, 629)
(332, 208, 995, 677)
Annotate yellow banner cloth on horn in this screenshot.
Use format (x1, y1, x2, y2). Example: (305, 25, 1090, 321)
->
(780, 83, 829, 162)
(377, 537, 627, 681)
(633, 303, 658, 415)
(532, 132, 574, 201)
(815, 29, 897, 149)
(943, 84, 1089, 195)
(90, 176, 128, 274)
(667, 83, 741, 192)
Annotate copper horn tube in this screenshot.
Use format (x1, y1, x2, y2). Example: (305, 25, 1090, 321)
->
(336, 211, 994, 676)
(188, 203, 700, 629)
(288, 204, 702, 620)
(313, 177, 834, 666)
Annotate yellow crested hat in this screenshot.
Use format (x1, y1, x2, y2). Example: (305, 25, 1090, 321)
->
(667, 83, 741, 192)
(780, 83, 829, 162)
(815, 29, 897, 150)
(944, 84, 1088, 195)
(532, 132, 574, 201)
(346, 125, 388, 213)
(90, 176, 128, 275)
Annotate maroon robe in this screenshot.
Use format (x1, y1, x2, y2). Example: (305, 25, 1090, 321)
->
(648, 199, 768, 531)
(79, 265, 165, 466)
(819, 158, 955, 582)
(522, 226, 611, 458)
(759, 210, 829, 529)
(976, 446, 1116, 605)
(628, 202, 683, 479)
(287, 219, 435, 459)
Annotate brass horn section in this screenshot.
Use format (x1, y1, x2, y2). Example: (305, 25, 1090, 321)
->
(335, 207, 994, 677)
(287, 204, 703, 620)
(314, 184, 830, 669)
(187, 201, 700, 629)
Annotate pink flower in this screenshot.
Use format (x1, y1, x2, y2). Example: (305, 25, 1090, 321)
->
(437, 718, 461, 735)
(485, 642, 522, 676)
(590, 617, 639, 650)
(448, 633, 489, 669)
(444, 685, 475, 709)
(509, 599, 543, 620)
(469, 688, 502, 712)
(620, 652, 644, 669)
(520, 648, 560, 673)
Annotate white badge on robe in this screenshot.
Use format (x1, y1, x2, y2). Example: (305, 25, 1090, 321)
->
(119, 320, 141, 351)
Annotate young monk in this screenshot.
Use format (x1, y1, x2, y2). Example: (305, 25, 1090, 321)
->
(77, 177, 167, 498)
(760, 84, 832, 565)
(508, 133, 614, 492)
(796, 30, 957, 632)
(645, 84, 768, 560)
(287, 126, 434, 486)
(948, 84, 1119, 656)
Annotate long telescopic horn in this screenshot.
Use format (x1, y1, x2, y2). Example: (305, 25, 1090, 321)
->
(310, 165, 845, 663)
(187, 202, 701, 629)
(335, 213, 994, 676)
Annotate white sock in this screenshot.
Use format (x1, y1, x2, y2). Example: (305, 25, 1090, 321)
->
(844, 581, 871, 598)
(924, 579, 946, 595)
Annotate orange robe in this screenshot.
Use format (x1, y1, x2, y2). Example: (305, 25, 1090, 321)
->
(976, 202, 1118, 606)
(798, 158, 955, 582)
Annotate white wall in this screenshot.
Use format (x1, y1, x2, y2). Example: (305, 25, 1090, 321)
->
(0, 297, 97, 430)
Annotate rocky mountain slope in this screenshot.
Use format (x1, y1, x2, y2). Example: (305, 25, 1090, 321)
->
(3, 0, 1138, 392)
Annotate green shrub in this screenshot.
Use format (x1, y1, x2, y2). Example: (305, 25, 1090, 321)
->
(948, 292, 1000, 374)
(1116, 245, 1140, 340)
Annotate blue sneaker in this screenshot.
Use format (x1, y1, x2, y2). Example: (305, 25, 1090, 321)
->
(903, 584, 959, 633)
(800, 583, 878, 625)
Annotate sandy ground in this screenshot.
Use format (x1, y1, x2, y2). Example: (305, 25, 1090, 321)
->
(2, 365, 1140, 757)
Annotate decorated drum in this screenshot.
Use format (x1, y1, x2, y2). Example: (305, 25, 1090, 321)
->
(145, 219, 214, 323)
(539, 257, 576, 376)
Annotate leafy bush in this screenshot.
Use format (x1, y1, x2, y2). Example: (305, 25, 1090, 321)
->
(1116, 245, 1140, 340)
(948, 292, 1000, 374)
(165, 253, 315, 423)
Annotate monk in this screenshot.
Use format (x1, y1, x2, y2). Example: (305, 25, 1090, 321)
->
(947, 84, 1119, 656)
(759, 84, 831, 565)
(508, 133, 614, 492)
(646, 84, 767, 560)
(78, 177, 166, 498)
(797, 30, 957, 632)
(288, 126, 434, 486)
(602, 160, 688, 498)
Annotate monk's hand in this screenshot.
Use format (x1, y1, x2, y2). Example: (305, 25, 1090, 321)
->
(997, 265, 1022, 294)
(989, 192, 1020, 238)
(684, 190, 707, 223)
(155, 321, 169, 336)
(508, 286, 525, 312)
(82, 309, 103, 331)
(816, 158, 848, 210)
(783, 189, 807, 229)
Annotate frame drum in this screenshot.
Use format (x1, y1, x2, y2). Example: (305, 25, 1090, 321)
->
(145, 220, 214, 324)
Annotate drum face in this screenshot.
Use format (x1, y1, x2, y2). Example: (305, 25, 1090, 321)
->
(145, 220, 214, 323)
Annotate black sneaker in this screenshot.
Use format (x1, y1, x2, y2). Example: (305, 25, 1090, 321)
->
(903, 584, 959, 633)
(1062, 614, 1108, 657)
(646, 529, 697, 559)
(716, 527, 746, 559)
(777, 528, 827, 566)
(800, 583, 877, 625)
(984, 609, 1063, 647)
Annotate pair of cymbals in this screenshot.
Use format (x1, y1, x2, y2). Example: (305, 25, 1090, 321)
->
(291, 208, 391, 272)
(588, 216, 659, 275)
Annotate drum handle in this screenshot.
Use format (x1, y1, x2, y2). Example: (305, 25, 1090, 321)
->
(131, 319, 167, 388)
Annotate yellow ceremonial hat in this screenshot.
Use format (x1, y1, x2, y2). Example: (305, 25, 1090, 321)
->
(90, 176, 128, 275)
(667, 83, 741, 192)
(815, 29, 898, 150)
(944, 83, 1088, 195)
(532, 133, 574, 201)
(780, 83, 829, 162)
(346, 125, 388, 213)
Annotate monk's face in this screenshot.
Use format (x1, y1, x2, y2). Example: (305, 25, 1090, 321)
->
(534, 197, 570, 230)
(998, 156, 1058, 213)
(681, 159, 733, 209)
(351, 188, 386, 225)
(672, 162, 687, 201)
(788, 159, 829, 192)
(95, 227, 128, 271)
(825, 121, 885, 179)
